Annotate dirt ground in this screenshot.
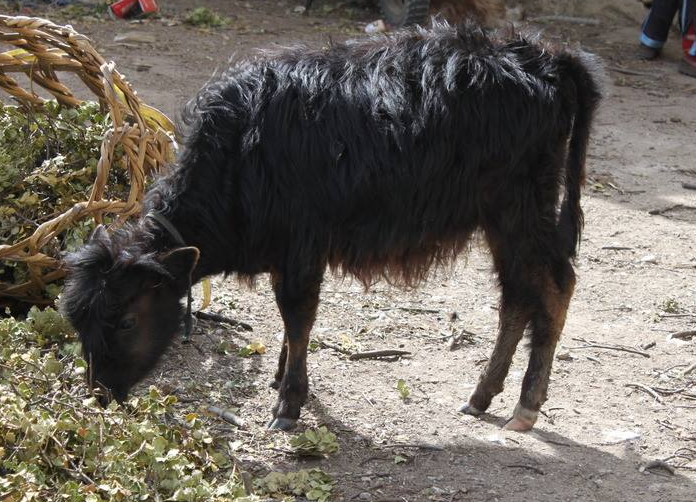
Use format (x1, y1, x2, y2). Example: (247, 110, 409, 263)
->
(6, 0, 696, 500)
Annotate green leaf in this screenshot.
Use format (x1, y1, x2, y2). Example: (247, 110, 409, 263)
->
(289, 426, 339, 457)
(396, 379, 410, 400)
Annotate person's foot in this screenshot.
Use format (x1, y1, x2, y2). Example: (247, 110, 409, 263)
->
(678, 54, 696, 78)
(637, 43, 661, 60)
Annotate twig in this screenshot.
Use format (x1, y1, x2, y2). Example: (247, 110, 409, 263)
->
(601, 245, 633, 250)
(194, 311, 253, 331)
(505, 464, 545, 475)
(349, 349, 412, 361)
(381, 306, 440, 314)
(682, 182, 696, 191)
(529, 15, 600, 25)
(648, 204, 696, 215)
(319, 340, 353, 355)
(669, 330, 696, 340)
(448, 328, 479, 350)
(207, 406, 245, 428)
(361, 391, 376, 408)
(683, 363, 696, 376)
(570, 338, 650, 358)
(625, 383, 663, 402)
(659, 313, 696, 318)
(379, 443, 444, 451)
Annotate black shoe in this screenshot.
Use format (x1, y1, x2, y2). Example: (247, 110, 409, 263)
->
(637, 44, 661, 60)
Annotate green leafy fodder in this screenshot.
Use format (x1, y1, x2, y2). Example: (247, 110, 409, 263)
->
(184, 7, 230, 28)
(0, 308, 256, 502)
(255, 469, 334, 502)
(0, 101, 128, 296)
(289, 426, 339, 458)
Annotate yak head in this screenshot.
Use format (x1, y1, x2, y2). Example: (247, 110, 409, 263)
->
(61, 224, 199, 405)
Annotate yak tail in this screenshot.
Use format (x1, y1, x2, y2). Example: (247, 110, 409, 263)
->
(556, 51, 603, 259)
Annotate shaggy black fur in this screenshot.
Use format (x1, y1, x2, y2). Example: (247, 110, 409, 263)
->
(62, 21, 602, 429)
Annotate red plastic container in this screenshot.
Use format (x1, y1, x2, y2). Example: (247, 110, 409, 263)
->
(109, 0, 158, 19)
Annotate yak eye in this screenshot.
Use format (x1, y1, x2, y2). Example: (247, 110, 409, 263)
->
(118, 314, 138, 331)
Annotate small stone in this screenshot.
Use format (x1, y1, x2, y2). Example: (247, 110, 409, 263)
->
(293, 5, 306, 13)
(113, 31, 156, 44)
(639, 254, 658, 264)
(358, 492, 372, 501)
(556, 351, 573, 361)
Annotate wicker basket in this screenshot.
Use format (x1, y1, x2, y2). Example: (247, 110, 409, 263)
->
(0, 15, 176, 308)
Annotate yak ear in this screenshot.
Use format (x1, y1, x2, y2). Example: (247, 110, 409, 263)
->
(90, 224, 109, 243)
(160, 247, 200, 283)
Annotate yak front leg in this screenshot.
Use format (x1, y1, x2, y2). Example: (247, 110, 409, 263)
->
(267, 267, 323, 430)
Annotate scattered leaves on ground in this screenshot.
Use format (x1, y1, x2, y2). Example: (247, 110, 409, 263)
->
(254, 468, 334, 502)
(0, 308, 255, 501)
(238, 341, 266, 357)
(289, 426, 339, 458)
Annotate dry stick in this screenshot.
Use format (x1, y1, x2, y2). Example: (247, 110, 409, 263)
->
(570, 337, 651, 358)
(659, 313, 696, 318)
(319, 340, 353, 355)
(448, 328, 479, 350)
(648, 204, 696, 215)
(361, 391, 376, 408)
(683, 363, 696, 376)
(505, 464, 546, 475)
(207, 406, 245, 428)
(349, 349, 412, 361)
(601, 245, 633, 250)
(194, 311, 253, 331)
(625, 383, 663, 402)
(380, 306, 440, 314)
(682, 182, 696, 191)
(670, 330, 696, 340)
(380, 443, 444, 451)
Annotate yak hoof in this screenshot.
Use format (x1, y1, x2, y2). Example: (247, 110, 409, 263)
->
(502, 403, 537, 432)
(267, 417, 298, 431)
(459, 402, 483, 416)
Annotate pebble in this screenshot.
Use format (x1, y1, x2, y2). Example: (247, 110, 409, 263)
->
(639, 254, 658, 264)
(358, 492, 372, 501)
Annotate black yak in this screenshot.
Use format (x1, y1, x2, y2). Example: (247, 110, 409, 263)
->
(61, 21, 602, 431)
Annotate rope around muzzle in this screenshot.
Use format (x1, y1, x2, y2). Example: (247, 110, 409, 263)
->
(146, 212, 195, 342)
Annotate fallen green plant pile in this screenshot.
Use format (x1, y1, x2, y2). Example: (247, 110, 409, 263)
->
(184, 7, 230, 28)
(0, 308, 336, 501)
(290, 426, 339, 458)
(255, 469, 334, 502)
(0, 308, 254, 501)
(0, 101, 128, 295)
